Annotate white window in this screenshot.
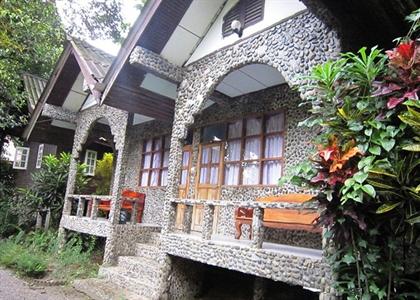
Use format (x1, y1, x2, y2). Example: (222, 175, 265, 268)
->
(35, 144, 44, 169)
(13, 147, 30, 170)
(84, 150, 97, 176)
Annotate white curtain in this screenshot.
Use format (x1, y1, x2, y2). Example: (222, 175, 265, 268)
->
(153, 138, 162, 150)
(265, 135, 283, 158)
(244, 138, 261, 160)
(141, 171, 149, 186)
(143, 154, 151, 168)
(201, 148, 210, 164)
(263, 161, 281, 185)
(210, 166, 219, 184)
(152, 153, 161, 168)
(163, 150, 169, 167)
(182, 151, 190, 167)
(161, 169, 168, 186)
(228, 120, 242, 138)
(246, 118, 262, 136)
(181, 169, 188, 185)
(226, 141, 241, 161)
(145, 139, 152, 152)
(266, 113, 284, 133)
(200, 167, 208, 184)
(224, 163, 239, 185)
(211, 146, 220, 163)
(150, 170, 159, 186)
(242, 162, 260, 185)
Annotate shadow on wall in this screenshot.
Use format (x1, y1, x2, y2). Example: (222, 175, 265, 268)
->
(169, 256, 318, 300)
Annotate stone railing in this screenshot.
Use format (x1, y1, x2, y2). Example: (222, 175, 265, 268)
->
(168, 198, 318, 249)
(69, 194, 113, 220)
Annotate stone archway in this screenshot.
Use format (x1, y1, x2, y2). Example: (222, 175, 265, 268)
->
(163, 11, 341, 211)
(62, 105, 129, 224)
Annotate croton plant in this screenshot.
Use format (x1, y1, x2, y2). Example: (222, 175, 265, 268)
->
(283, 10, 420, 300)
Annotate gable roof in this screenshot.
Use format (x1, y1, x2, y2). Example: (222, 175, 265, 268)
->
(22, 73, 47, 112)
(23, 38, 115, 141)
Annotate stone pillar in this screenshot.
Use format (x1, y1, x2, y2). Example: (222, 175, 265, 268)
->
(76, 196, 85, 217)
(182, 205, 193, 234)
(91, 198, 99, 220)
(35, 212, 42, 229)
(58, 227, 68, 249)
(252, 277, 267, 300)
(62, 155, 79, 215)
(201, 204, 214, 240)
(251, 207, 264, 248)
(162, 117, 187, 233)
(108, 149, 125, 224)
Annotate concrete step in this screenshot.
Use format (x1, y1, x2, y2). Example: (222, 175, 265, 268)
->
(117, 256, 160, 284)
(98, 266, 158, 299)
(135, 243, 161, 261)
(73, 278, 147, 300)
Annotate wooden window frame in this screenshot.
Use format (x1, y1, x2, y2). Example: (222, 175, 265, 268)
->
(139, 136, 170, 187)
(223, 111, 286, 186)
(198, 143, 223, 186)
(35, 144, 44, 169)
(13, 147, 30, 170)
(180, 146, 192, 187)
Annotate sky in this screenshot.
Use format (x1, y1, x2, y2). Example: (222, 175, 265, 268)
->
(86, 0, 141, 55)
(5, 1, 141, 161)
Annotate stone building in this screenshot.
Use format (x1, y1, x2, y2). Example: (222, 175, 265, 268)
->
(22, 0, 415, 299)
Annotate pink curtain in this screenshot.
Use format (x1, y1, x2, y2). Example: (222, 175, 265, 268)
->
(153, 138, 162, 150)
(210, 166, 219, 184)
(226, 140, 241, 161)
(152, 153, 161, 168)
(163, 150, 169, 167)
(182, 151, 190, 167)
(161, 169, 168, 186)
(181, 169, 188, 185)
(143, 154, 151, 168)
(145, 139, 152, 152)
(211, 146, 220, 163)
(200, 167, 208, 184)
(150, 170, 159, 186)
(201, 148, 210, 163)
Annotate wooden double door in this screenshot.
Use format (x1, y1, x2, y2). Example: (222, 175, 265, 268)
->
(175, 143, 224, 232)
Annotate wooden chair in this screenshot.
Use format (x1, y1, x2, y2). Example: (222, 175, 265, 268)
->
(97, 190, 146, 223)
(234, 194, 321, 239)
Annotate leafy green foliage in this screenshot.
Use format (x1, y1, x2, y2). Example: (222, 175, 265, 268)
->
(0, 0, 65, 133)
(17, 152, 89, 228)
(283, 11, 420, 299)
(94, 153, 114, 195)
(0, 230, 99, 280)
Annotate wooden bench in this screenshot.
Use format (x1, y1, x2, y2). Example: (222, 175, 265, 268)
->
(234, 194, 321, 239)
(97, 190, 146, 223)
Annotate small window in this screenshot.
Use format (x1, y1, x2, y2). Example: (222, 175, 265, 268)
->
(201, 123, 226, 143)
(222, 0, 265, 37)
(84, 150, 97, 176)
(35, 144, 44, 169)
(140, 135, 170, 187)
(13, 147, 30, 170)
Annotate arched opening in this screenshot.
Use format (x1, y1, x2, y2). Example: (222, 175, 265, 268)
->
(174, 62, 322, 248)
(79, 118, 116, 196)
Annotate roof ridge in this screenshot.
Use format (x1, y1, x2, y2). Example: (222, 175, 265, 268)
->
(69, 36, 115, 60)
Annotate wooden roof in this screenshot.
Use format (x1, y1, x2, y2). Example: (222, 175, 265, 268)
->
(22, 73, 47, 112)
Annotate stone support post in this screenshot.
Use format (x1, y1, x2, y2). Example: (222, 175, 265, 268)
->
(251, 207, 264, 249)
(62, 156, 78, 215)
(76, 196, 85, 217)
(131, 201, 139, 224)
(182, 205, 193, 234)
(252, 277, 267, 300)
(35, 212, 42, 229)
(91, 198, 99, 220)
(201, 204, 215, 240)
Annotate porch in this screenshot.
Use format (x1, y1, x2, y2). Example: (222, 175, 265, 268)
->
(162, 198, 330, 291)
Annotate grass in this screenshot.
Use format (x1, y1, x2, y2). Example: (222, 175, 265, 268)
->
(0, 230, 100, 282)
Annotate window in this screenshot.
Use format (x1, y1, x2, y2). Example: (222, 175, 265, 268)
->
(35, 144, 44, 169)
(222, 0, 265, 37)
(140, 136, 170, 187)
(13, 147, 30, 170)
(84, 150, 97, 176)
(224, 112, 285, 185)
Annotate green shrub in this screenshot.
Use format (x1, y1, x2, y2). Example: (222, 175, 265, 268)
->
(14, 251, 47, 277)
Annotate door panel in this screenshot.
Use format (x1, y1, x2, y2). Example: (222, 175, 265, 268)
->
(191, 143, 224, 232)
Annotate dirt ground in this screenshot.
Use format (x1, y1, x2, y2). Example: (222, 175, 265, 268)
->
(0, 268, 90, 300)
